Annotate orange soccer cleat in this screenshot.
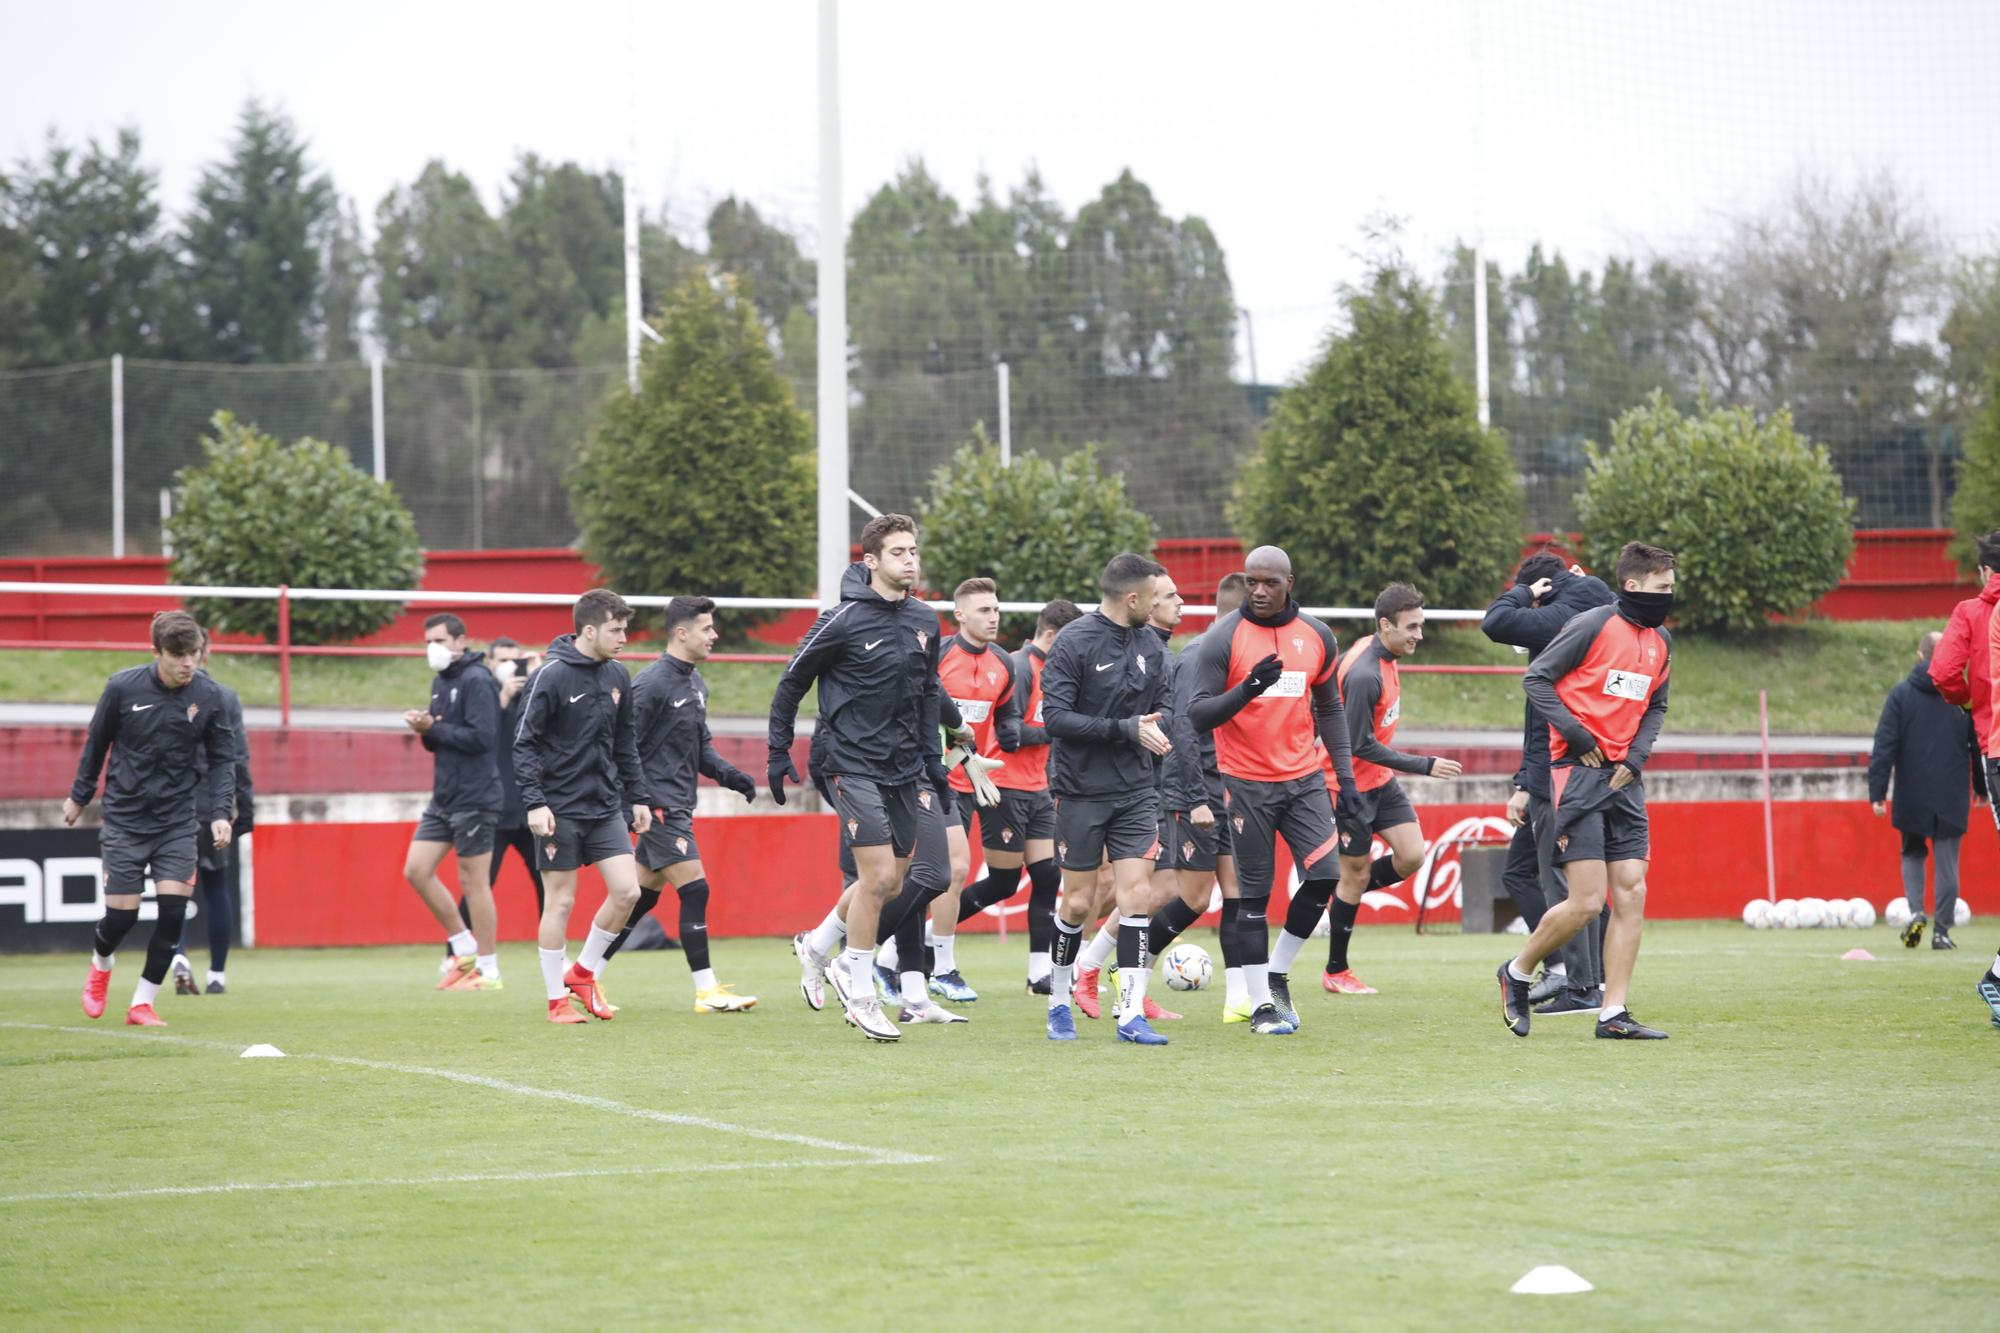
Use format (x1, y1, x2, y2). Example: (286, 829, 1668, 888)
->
(82, 963, 112, 1019)
(124, 1003, 167, 1027)
(1073, 967, 1101, 1019)
(1142, 995, 1182, 1022)
(563, 963, 614, 1020)
(547, 997, 588, 1024)
(1322, 968, 1378, 995)
(437, 955, 477, 990)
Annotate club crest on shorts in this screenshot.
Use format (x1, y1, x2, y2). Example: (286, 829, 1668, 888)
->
(1002, 828, 1015, 844)
(675, 836, 688, 853)
(186, 702, 200, 721)
(543, 841, 557, 861)
(918, 789, 933, 810)
(847, 818, 859, 837)
(1057, 839, 1068, 858)
(1233, 815, 1245, 834)
(1182, 839, 1195, 860)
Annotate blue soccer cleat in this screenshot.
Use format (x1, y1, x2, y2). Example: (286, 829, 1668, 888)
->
(1046, 1004, 1078, 1041)
(1116, 1015, 1169, 1046)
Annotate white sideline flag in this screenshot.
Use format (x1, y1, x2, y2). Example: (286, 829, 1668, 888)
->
(1511, 1265, 1593, 1295)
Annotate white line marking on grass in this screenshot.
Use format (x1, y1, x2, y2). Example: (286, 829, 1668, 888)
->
(0, 1023, 934, 1167)
(2, 1159, 880, 1205)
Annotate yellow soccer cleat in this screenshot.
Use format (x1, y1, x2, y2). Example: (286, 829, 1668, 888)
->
(694, 983, 759, 1014)
(1221, 999, 1255, 1024)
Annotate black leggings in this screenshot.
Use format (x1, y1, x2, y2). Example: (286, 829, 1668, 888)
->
(175, 854, 234, 971)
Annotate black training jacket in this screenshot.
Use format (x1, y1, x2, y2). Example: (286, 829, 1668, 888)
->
(769, 562, 942, 785)
(192, 673, 255, 832)
(422, 649, 503, 813)
(633, 652, 749, 812)
(495, 676, 530, 826)
(70, 663, 237, 833)
(1481, 569, 1614, 799)
(1163, 628, 1221, 813)
(513, 634, 651, 819)
(1040, 609, 1172, 801)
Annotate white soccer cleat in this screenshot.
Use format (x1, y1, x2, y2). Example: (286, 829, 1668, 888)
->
(843, 996, 901, 1042)
(793, 933, 828, 1012)
(898, 999, 970, 1025)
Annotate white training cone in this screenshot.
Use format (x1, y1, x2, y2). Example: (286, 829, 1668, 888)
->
(1511, 1265, 1593, 1295)
(1840, 948, 1875, 962)
(240, 1044, 285, 1058)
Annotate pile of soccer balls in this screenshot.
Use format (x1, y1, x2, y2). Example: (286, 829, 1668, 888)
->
(1742, 897, 1974, 929)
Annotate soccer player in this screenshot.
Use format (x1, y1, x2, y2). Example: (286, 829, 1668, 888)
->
(1485, 552, 1618, 1015)
(925, 576, 1016, 1001)
(771, 514, 946, 1043)
(403, 613, 504, 992)
(990, 599, 1079, 993)
(1040, 552, 1177, 1045)
(486, 637, 547, 915)
(601, 595, 760, 1012)
(1287, 582, 1463, 996)
(514, 589, 655, 1025)
(1496, 541, 1676, 1041)
(1168, 574, 1249, 1017)
(1186, 546, 1362, 1036)
(64, 610, 237, 1027)
(170, 628, 252, 997)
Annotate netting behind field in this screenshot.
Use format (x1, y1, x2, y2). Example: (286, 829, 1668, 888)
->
(0, 361, 113, 556)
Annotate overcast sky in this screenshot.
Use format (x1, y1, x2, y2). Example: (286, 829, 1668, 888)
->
(6, 0, 1997, 380)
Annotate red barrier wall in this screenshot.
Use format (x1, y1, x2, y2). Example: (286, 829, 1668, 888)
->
(246, 798, 1953, 947)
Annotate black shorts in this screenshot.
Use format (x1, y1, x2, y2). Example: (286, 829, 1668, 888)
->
(830, 775, 919, 857)
(1224, 772, 1339, 896)
(99, 822, 198, 894)
(414, 804, 499, 857)
(839, 783, 952, 889)
(961, 787, 1057, 855)
(1159, 807, 1231, 872)
(1350, 779, 1419, 838)
(635, 808, 701, 870)
(539, 814, 633, 872)
(1549, 765, 1650, 865)
(1052, 792, 1160, 871)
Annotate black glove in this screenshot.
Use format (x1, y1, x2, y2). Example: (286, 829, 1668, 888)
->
(1333, 785, 1369, 856)
(1243, 653, 1285, 697)
(721, 768, 757, 802)
(925, 759, 952, 802)
(767, 753, 801, 807)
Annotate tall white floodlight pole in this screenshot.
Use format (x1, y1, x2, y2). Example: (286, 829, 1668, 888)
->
(997, 362, 1011, 467)
(110, 353, 125, 557)
(1473, 248, 1490, 429)
(816, 0, 849, 605)
(623, 1, 643, 396)
(1470, 0, 1491, 430)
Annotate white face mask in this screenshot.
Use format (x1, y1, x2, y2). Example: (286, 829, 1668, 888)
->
(426, 642, 454, 672)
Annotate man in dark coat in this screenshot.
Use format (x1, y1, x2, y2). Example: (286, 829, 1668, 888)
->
(1870, 631, 1980, 950)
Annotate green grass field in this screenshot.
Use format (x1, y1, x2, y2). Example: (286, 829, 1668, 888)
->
(0, 618, 1933, 733)
(3, 924, 1994, 1327)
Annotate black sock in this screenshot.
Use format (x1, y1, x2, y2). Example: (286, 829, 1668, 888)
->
(1236, 894, 1271, 967)
(894, 886, 944, 979)
(1217, 899, 1242, 968)
(1116, 914, 1149, 973)
(1281, 878, 1337, 955)
(143, 895, 191, 986)
(957, 868, 1019, 922)
(1368, 854, 1401, 889)
(1051, 918, 1082, 970)
(1150, 897, 1201, 954)
(605, 886, 662, 961)
(1326, 896, 1361, 973)
(202, 866, 233, 972)
(1026, 860, 1060, 956)
(92, 905, 140, 959)
(675, 879, 711, 973)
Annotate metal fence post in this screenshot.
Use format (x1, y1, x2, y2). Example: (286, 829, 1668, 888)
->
(111, 354, 125, 557)
(277, 583, 292, 726)
(370, 357, 387, 483)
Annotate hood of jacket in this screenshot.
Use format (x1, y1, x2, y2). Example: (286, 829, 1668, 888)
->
(838, 560, 912, 608)
(1981, 573, 2000, 606)
(441, 648, 486, 679)
(1911, 660, 1942, 694)
(545, 633, 603, 669)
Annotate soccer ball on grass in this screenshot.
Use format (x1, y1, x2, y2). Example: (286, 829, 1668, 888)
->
(1159, 943, 1212, 992)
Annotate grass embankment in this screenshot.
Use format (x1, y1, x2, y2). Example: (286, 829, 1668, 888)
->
(0, 618, 1935, 733)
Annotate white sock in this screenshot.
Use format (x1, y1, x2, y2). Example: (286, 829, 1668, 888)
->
(1269, 929, 1310, 975)
(691, 966, 717, 992)
(900, 970, 927, 1007)
(923, 919, 936, 945)
(1118, 954, 1150, 1022)
(538, 947, 568, 1001)
(1246, 962, 1271, 1009)
(1081, 923, 1116, 972)
(934, 935, 957, 974)
(132, 977, 160, 1008)
(877, 935, 900, 971)
(1601, 1002, 1627, 1020)
(1989, 950, 2000, 976)
(1224, 966, 1247, 1007)
(476, 954, 499, 980)
(842, 947, 875, 1004)
(447, 929, 476, 957)
(1544, 962, 1567, 979)
(92, 951, 113, 971)
(576, 924, 617, 974)
(1507, 959, 1534, 983)
(808, 908, 846, 959)
(207, 970, 225, 986)
(1027, 950, 1052, 982)
(1050, 962, 1073, 1008)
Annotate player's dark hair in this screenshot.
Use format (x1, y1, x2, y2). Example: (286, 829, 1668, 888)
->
(574, 587, 633, 632)
(1614, 541, 1677, 587)
(860, 513, 918, 556)
(1515, 550, 1566, 585)
(664, 595, 715, 636)
(150, 610, 203, 656)
(1100, 552, 1164, 600)
(491, 636, 518, 650)
(1375, 582, 1425, 624)
(1977, 531, 2000, 572)
(954, 577, 997, 600)
(1037, 599, 1083, 634)
(423, 612, 467, 637)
